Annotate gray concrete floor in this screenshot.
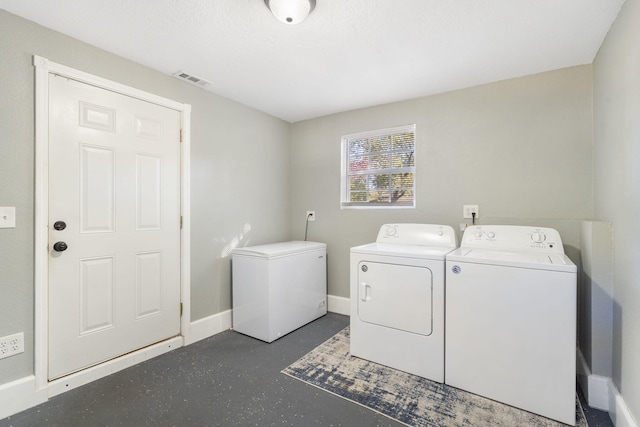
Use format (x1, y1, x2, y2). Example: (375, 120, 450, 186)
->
(1, 313, 613, 427)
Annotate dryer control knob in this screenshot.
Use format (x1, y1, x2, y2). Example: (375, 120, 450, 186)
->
(474, 231, 483, 238)
(531, 231, 546, 243)
(487, 232, 495, 239)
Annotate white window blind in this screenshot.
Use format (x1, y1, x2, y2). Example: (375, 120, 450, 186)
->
(341, 124, 416, 208)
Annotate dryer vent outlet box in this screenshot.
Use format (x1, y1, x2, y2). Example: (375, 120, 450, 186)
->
(231, 241, 327, 342)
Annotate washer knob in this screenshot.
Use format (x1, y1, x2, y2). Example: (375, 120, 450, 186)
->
(474, 231, 483, 238)
(487, 232, 495, 239)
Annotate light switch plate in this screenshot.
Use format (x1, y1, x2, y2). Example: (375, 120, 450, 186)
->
(0, 207, 16, 228)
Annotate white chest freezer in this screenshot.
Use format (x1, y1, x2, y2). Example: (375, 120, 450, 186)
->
(232, 241, 327, 342)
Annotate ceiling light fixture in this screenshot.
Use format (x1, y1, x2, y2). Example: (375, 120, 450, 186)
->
(264, 0, 316, 25)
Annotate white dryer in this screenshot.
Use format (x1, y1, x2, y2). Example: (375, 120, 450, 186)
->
(350, 223, 457, 382)
(445, 225, 577, 425)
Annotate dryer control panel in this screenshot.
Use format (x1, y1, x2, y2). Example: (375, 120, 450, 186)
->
(376, 223, 457, 247)
(461, 225, 564, 253)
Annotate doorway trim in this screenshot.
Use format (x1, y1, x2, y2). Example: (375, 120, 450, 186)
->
(33, 55, 191, 393)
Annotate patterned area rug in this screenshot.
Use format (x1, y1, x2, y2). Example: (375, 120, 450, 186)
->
(282, 327, 586, 427)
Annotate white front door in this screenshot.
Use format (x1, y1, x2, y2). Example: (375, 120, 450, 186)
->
(48, 74, 182, 380)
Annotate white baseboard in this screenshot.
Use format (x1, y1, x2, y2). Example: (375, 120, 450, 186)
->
(184, 309, 232, 346)
(48, 336, 183, 397)
(2, 311, 234, 419)
(609, 380, 639, 427)
(48, 311, 233, 396)
(577, 348, 610, 411)
(0, 376, 48, 420)
(576, 347, 638, 427)
(327, 295, 350, 315)
(588, 375, 611, 412)
(4, 346, 179, 417)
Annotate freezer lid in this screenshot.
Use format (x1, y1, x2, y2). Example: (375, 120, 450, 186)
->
(446, 248, 576, 272)
(232, 241, 326, 259)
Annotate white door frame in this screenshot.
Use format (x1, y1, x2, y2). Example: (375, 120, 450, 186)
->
(33, 55, 191, 393)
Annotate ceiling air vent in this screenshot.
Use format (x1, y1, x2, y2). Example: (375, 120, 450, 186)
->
(172, 71, 212, 88)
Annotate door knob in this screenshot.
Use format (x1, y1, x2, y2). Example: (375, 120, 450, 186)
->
(53, 241, 68, 252)
(53, 221, 67, 231)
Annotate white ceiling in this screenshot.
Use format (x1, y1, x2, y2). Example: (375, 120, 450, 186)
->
(0, 0, 625, 123)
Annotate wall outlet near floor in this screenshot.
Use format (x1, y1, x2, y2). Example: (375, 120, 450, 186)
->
(306, 211, 316, 221)
(463, 205, 479, 219)
(317, 300, 326, 309)
(0, 332, 24, 360)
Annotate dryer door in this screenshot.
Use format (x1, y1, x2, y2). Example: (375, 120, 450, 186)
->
(357, 261, 433, 336)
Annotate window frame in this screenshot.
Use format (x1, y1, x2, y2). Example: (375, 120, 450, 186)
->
(340, 124, 416, 209)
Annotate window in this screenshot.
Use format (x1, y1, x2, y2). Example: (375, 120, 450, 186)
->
(341, 124, 416, 208)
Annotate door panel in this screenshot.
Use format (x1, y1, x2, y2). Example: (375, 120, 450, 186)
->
(79, 144, 115, 232)
(357, 261, 433, 336)
(48, 74, 181, 380)
(135, 251, 162, 318)
(135, 154, 162, 230)
(79, 256, 115, 334)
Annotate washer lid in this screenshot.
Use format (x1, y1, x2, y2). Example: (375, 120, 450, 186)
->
(351, 242, 455, 260)
(446, 248, 576, 272)
(233, 241, 326, 259)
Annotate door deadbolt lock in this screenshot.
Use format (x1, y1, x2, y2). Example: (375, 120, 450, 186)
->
(53, 221, 67, 231)
(361, 265, 368, 272)
(53, 241, 68, 252)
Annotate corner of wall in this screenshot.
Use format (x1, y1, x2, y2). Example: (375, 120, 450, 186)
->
(579, 220, 614, 377)
(577, 347, 638, 427)
(577, 346, 610, 411)
(184, 310, 232, 346)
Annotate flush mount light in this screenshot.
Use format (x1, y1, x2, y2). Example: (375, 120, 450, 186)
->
(264, 0, 316, 25)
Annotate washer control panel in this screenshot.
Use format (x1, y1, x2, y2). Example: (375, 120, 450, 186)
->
(461, 225, 564, 253)
(375, 223, 457, 247)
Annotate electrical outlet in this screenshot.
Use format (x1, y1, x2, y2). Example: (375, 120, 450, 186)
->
(0, 207, 16, 228)
(317, 300, 326, 309)
(0, 332, 24, 360)
(463, 205, 479, 219)
(306, 211, 316, 221)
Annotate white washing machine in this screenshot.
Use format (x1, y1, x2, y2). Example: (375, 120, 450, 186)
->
(445, 225, 577, 425)
(350, 223, 457, 382)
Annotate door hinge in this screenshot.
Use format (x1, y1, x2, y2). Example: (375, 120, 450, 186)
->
(180, 303, 183, 316)
(180, 216, 183, 229)
(179, 129, 183, 143)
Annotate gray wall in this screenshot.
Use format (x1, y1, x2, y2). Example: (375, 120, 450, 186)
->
(0, 10, 291, 385)
(291, 66, 593, 298)
(4, 4, 637, 421)
(593, 0, 640, 419)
